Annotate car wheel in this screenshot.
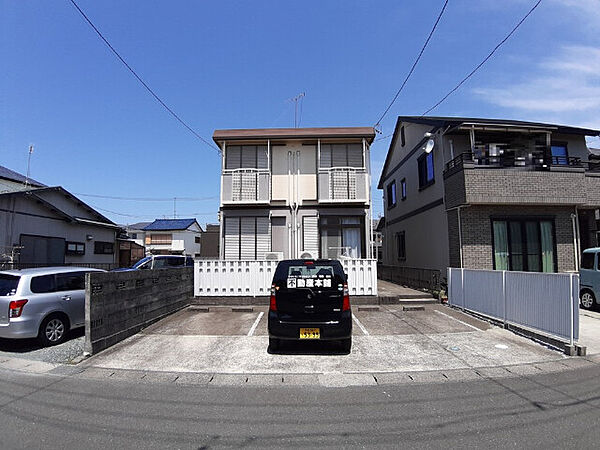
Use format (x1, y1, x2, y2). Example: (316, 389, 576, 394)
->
(340, 338, 352, 353)
(268, 337, 280, 353)
(580, 290, 596, 311)
(38, 314, 69, 346)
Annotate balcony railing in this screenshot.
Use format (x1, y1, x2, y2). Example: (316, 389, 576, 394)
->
(444, 151, 592, 175)
(318, 167, 368, 202)
(222, 169, 270, 203)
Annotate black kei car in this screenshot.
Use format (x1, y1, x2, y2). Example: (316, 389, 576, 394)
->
(268, 259, 352, 353)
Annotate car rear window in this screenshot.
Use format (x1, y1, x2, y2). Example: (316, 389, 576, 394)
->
(30, 274, 56, 293)
(0, 274, 20, 296)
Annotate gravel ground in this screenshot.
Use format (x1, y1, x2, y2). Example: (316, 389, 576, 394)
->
(0, 329, 84, 364)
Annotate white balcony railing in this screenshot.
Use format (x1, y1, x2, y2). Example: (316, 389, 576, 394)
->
(318, 167, 367, 202)
(222, 169, 270, 203)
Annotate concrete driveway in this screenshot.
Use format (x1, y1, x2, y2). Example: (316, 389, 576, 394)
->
(86, 304, 565, 374)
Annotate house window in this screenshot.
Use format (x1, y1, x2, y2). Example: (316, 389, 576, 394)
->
(131, 233, 137, 239)
(320, 216, 364, 259)
(65, 242, 85, 256)
(396, 231, 406, 260)
(319, 143, 363, 168)
(195, 236, 201, 244)
(492, 219, 556, 272)
(225, 145, 268, 169)
(149, 234, 172, 245)
(94, 241, 114, 255)
(401, 178, 407, 201)
(387, 180, 397, 208)
(550, 143, 568, 165)
(400, 126, 406, 147)
(418, 152, 434, 189)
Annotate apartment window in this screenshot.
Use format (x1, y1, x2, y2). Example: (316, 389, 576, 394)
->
(492, 219, 556, 272)
(418, 152, 434, 189)
(396, 231, 406, 260)
(94, 241, 114, 255)
(400, 126, 406, 147)
(401, 178, 407, 201)
(65, 242, 85, 256)
(225, 145, 268, 170)
(223, 216, 270, 260)
(550, 143, 568, 165)
(319, 143, 363, 168)
(149, 234, 172, 245)
(387, 180, 397, 208)
(320, 216, 364, 259)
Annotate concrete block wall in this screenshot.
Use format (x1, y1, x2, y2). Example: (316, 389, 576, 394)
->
(457, 205, 576, 272)
(85, 267, 193, 354)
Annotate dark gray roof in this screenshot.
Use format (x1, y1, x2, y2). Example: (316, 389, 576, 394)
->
(126, 222, 151, 230)
(144, 218, 200, 231)
(0, 165, 45, 187)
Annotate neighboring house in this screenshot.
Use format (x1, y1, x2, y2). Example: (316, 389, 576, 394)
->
(143, 218, 202, 256)
(213, 126, 376, 260)
(123, 221, 150, 248)
(0, 165, 45, 193)
(198, 223, 220, 258)
(372, 218, 384, 263)
(0, 184, 120, 267)
(378, 116, 600, 276)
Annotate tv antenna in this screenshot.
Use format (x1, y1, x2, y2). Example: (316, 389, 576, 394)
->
(24, 145, 34, 188)
(289, 92, 305, 128)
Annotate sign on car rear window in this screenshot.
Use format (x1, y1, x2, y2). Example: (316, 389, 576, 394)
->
(286, 265, 334, 289)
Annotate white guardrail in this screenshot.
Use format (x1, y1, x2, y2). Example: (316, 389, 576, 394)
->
(448, 268, 579, 344)
(194, 259, 378, 297)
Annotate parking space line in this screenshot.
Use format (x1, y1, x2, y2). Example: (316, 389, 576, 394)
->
(352, 313, 369, 335)
(433, 309, 482, 331)
(247, 312, 264, 336)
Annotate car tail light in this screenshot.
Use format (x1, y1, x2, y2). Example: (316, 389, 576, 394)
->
(342, 284, 350, 311)
(9, 299, 28, 318)
(269, 285, 277, 311)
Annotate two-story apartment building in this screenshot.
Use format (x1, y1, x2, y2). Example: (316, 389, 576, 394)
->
(214, 127, 376, 260)
(143, 218, 202, 257)
(378, 116, 600, 275)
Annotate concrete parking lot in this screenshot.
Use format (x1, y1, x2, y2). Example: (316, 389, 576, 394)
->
(85, 304, 566, 374)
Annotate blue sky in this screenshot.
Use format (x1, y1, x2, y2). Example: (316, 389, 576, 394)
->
(1, 0, 599, 224)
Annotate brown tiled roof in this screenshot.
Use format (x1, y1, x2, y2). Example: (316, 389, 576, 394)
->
(213, 127, 376, 143)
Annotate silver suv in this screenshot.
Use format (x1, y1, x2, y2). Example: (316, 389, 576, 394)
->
(0, 267, 104, 346)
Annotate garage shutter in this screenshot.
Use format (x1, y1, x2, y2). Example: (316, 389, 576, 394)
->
(347, 143, 363, 167)
(302, 216, 319, 257)
(224, 217, 240, 259)
(256, 217, 270, 259)
(240, 217, 256, 259)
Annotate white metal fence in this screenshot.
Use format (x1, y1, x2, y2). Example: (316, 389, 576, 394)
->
(195, 259, 378, 297)
(448, 268, 579, 344)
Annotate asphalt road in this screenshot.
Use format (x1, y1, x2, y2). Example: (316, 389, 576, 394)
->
(1, 365, 599, 449)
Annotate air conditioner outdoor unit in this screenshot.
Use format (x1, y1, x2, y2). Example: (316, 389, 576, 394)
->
(264, 252, 283, 261)
(300, 251, 315, 260)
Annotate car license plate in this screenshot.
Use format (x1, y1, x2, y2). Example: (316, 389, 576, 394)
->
(299, 328, 320, 339)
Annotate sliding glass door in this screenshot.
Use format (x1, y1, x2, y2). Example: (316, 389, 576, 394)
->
(492, 219, 556, 272)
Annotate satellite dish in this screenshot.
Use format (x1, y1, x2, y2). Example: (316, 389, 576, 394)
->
(424, 139, 435, 154)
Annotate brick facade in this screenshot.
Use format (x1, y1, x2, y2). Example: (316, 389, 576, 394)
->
(449, 205, 577, 272)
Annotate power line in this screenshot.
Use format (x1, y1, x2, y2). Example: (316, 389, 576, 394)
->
(90, 204, 215, 219)
(374, 0, 449, 128)
(421, 0, 543, 116)
(67, 0, 220, 153)
(75, 193, 218, 202)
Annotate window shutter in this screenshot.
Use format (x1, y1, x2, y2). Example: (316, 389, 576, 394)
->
(331, 144, 347, 167)
(256, 146, 268, 169)
(241, 146, 257, 168)
(320, 144, 332, 168)
(255, 217, 270, 259)
(347, 144, 363, 167)
(225, 146, 241, 169)
(240, 217, 256, 259)
(302, 216, 319, 257)
(224, 217, 240, 259)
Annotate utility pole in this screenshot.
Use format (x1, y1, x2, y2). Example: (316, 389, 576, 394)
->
(24, 145, 33, 188)
(289, 92, 305, 128)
